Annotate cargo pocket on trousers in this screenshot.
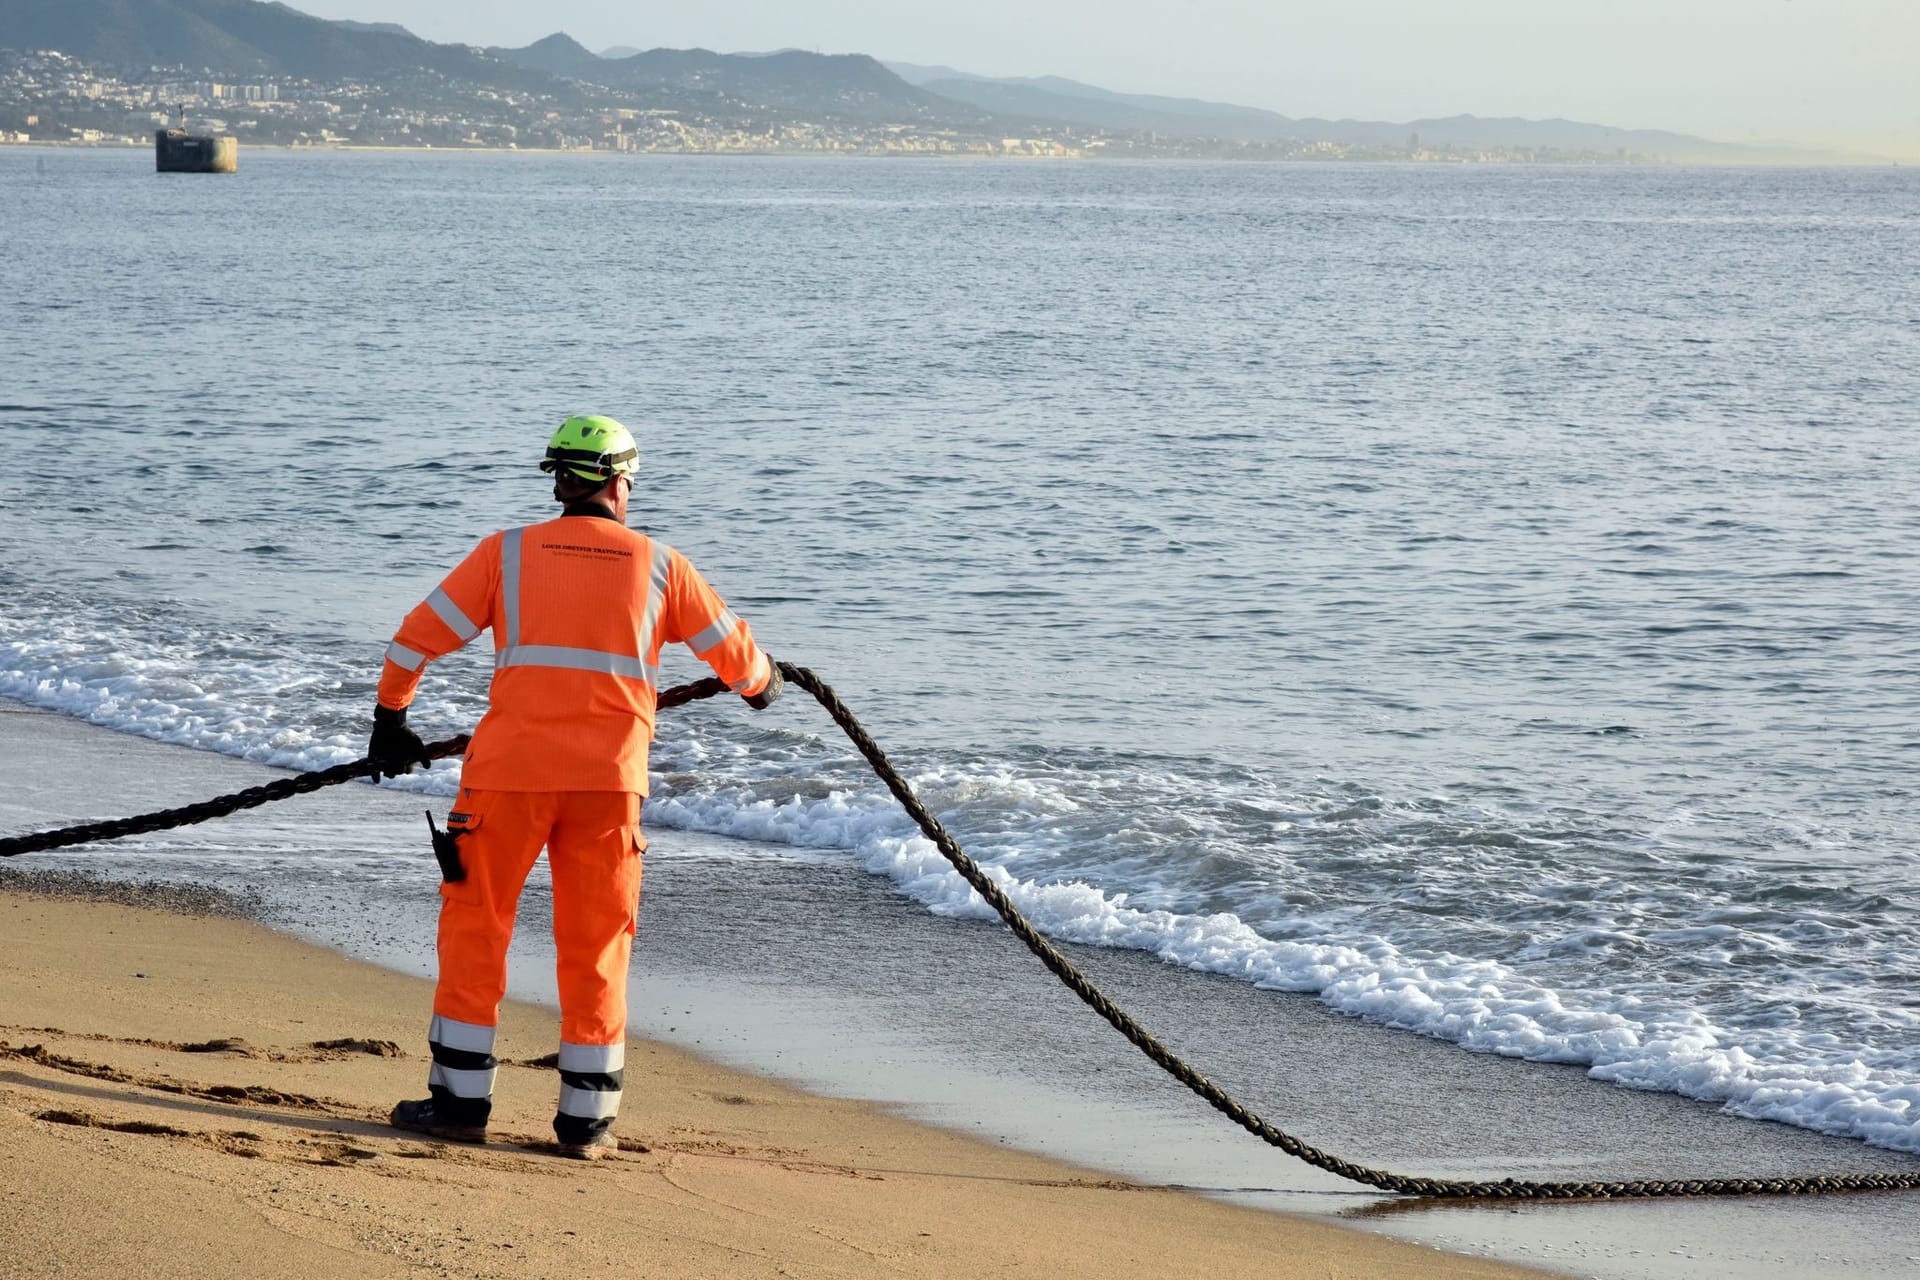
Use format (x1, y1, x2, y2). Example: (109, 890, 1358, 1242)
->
(437, 808, 484, 904)
(627, 819, 647, 936)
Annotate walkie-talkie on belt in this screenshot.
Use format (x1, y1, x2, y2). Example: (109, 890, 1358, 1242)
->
(425, 810, 467, 883)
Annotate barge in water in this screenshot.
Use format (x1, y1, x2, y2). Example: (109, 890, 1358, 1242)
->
(155, 106, 236, 174)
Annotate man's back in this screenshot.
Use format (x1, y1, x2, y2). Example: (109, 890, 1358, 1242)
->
(380, 513, 769, 794)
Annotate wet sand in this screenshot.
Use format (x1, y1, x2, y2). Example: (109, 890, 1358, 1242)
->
(0, 893, 1556, 1280)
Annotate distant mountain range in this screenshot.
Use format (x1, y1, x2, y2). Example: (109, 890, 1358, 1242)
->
(884, 61, 1775, 160)
(0, 0, 1831, 159)
(484, 32, 970, 125)
(0, 0, 555, 91)
(0, 0, 980, 125)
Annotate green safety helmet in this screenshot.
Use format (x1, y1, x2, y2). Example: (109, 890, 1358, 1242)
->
(539, 414, 640, 483)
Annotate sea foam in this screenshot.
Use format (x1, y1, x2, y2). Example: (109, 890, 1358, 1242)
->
(5, 610, 1918, 1154)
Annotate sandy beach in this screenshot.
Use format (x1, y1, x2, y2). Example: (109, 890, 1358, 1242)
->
(0, 880, 1548, 1280)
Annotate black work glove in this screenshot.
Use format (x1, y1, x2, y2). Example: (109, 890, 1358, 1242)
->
(368, 703, 432, 779)
(743, 659, 784, 711)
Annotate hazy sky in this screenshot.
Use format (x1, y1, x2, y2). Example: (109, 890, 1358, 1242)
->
(296, 1, 1920, 155)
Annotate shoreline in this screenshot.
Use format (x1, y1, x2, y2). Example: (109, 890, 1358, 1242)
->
(1, 140, 1900, 167)
(7, 699, 1920, 1278)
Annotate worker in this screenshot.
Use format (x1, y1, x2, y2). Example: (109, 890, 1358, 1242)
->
(366, 414, 782, 1159)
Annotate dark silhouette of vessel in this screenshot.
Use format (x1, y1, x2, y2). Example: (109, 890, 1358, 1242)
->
(155, 105, 236, 173)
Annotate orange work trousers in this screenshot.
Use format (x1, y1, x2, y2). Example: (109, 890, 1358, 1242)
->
(434, 789, 644, 1047)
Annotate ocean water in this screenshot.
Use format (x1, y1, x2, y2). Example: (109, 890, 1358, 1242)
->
(3, 147, 1919, 1158)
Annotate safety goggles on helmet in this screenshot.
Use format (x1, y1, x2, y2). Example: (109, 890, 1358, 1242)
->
(540, 415, 640, 482)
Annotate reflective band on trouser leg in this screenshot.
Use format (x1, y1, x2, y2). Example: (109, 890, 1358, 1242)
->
(430, 1013, 496, 1055)
(556, 1041, 624, 1125)
(429, 1062, 496, 1096)
(426, 1014, 497, 1123)
(558, 1040, 624, 1073)
(558, 1082, 623, 1120)
(556, 1040, 625, 1132)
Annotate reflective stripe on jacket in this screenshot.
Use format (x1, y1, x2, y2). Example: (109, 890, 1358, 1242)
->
(376, 515, 771, 793)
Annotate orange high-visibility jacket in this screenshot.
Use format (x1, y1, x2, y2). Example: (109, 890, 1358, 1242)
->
(377, 515, 772, 794)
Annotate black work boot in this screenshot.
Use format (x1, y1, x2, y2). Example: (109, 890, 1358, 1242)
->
(553, 1110, 618, 1161)
(390, 1092, 488, 1144)
(555, 1130, 618, 1161)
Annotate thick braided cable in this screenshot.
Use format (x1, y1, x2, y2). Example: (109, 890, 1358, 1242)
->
(775, 663, 1920, 1201)
(0, 678, 727, 860)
